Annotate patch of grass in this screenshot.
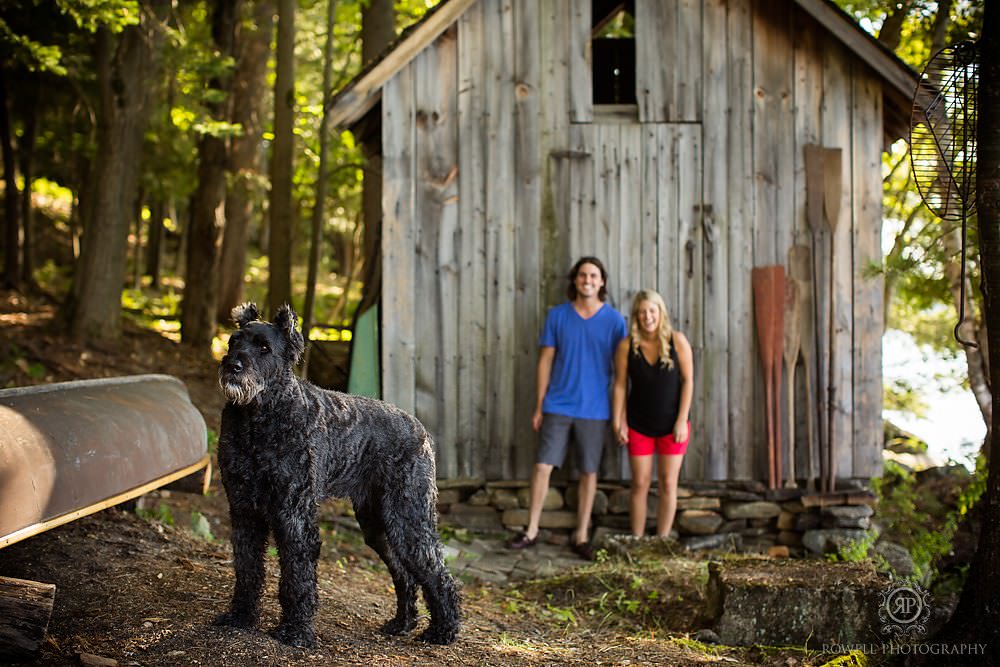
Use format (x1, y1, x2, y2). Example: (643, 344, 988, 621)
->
(138, 502, 175, 526)
(510, 551, 709, 634)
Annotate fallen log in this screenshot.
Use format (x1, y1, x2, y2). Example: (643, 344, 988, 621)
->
(0, 575, 56, 662)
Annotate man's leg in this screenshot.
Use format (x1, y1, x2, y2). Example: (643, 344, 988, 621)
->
(525, 462, 554, 540)
(574, 471, 597, 545)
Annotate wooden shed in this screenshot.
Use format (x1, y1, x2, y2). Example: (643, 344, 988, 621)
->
(329, 0, 916, 485)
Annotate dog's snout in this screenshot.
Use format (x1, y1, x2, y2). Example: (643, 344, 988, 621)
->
(223, 355, 243, 373)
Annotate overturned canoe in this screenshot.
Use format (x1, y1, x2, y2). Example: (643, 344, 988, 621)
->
(0, 374, 209, 549)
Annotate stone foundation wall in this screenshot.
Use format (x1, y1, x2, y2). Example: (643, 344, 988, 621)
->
(436, 479, 878, 557)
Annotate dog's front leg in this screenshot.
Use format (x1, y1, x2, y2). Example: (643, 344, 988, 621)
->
(216, 510, 268, 629)
(270, 506, 321, 648)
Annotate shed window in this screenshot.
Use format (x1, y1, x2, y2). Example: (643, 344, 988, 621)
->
(592, 0, 636, 105)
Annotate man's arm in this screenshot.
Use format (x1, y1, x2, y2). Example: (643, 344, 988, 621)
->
(532, 346, 556, 432)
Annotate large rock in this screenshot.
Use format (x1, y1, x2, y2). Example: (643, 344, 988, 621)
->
(502, 508, 578, 530)
(707, 559, 884, 648)
(873, 541, 916, 579)
(440, 504, 503, 531)
(517, 487, 563, 511)
(677, 496, 721, 511)
(677, 510, 723, 535)
(683, 533, 741, 551)
(802, 528, 875, 554)
(565, 486, 609, 515)
(821, 505, 874, 520)
(722, 501, 782, 520)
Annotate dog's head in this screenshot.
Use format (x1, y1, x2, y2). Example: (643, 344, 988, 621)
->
(218, 302, 305, 405)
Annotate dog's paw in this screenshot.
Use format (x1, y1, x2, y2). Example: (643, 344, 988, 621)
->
(213, 610, 257, 629)
(271, 623, 317, 648)
(417, 622, 460, 645)
(379, 616, 418, 636)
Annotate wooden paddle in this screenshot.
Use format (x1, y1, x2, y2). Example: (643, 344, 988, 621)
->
(753, 265, 785, 490)
(822, 147, 843, 493)
(788, 244, 816, 491)
(782, 277, 800, 488)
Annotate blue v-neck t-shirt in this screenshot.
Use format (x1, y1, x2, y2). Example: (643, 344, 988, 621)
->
(539, 302, 627, 420)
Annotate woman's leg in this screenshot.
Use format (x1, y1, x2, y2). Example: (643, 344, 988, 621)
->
(629, 454, 653, 537)
(656, 454, 685, 537)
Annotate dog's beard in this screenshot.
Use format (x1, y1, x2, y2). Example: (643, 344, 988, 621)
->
(218, 369, 265, 406)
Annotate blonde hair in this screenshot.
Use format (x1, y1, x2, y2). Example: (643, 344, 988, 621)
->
(629, 289, 674, 369)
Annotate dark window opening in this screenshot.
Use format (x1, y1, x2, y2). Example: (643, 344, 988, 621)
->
(592, 0, 636, 106)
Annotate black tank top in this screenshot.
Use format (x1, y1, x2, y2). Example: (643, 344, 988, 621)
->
(626, 340, 681, 437)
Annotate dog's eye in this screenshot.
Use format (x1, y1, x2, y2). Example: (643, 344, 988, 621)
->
(260, 344, 270, 354)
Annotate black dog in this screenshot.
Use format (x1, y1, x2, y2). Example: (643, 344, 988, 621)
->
(214, 303, 460, 647)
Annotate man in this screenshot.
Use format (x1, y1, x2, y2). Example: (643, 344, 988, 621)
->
(506, 256, 627, 559)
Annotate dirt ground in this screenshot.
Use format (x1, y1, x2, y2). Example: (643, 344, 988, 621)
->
(0, 292, 841, 666)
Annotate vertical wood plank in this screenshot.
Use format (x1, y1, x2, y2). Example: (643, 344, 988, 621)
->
(483, 0, 517, 479)
(635, 0, 675, 122)
(457, 1, 488, 478)
(792, 12, 824, 485)
(726, 0, 756, 480)
(380, 66, 417, 416)
(852, 68, 884, 479)
(701, 0, 730, 480)
(678, 0, 703, 122)
(656, 124, 680, 323)
(821, 38, 855, 482)
(677, 124, 704, 480)
(513, 0, 543, 477)
(540, 0, 572, 308)
(568, 0, 592, 123)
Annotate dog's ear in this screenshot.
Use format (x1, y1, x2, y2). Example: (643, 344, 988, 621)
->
(274, 303, 305, 363)
(232, 302, 261, 329)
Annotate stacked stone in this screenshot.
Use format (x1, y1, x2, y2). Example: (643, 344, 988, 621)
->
(435, 478, 878, 556)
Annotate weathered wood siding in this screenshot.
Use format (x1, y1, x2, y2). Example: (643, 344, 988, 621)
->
(379, 0, 885, 482)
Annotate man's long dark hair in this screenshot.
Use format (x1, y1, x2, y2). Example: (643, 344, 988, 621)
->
(566, 256, 609, 302)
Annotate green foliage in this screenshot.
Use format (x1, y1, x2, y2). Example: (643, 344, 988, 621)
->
(873, 457, 986, 584)
(825, 531, 879, 565)
(138, 502, 175, 526)
(190, 511, 215, 541)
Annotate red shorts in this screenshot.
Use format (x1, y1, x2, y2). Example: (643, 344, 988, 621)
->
(627, 423, 690, 457)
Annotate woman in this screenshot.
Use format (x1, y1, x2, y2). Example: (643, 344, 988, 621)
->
(612, 289, 693, 538)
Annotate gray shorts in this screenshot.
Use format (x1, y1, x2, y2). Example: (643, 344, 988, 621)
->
(537, 413, 608, 474)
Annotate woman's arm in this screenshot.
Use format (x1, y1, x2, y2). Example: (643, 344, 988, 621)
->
(612, 338, 630, 444)
(673, 331, 694, 442)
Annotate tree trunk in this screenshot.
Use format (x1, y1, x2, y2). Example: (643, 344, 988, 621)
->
(18, 82, 37, 287)
(217, 0, 273, 323)
(925, 13, 1000, 661)
(301, 0, 338, 376)
(930, 0, 955, 56)
(0, 71, 21, 290)
(356, 0, 393, 318)
(145, 198, 164, 287)
(877, 0, 912, 52)
(181, 0, 239, 347)
(268, 0, 295, 313)
(361, 0, 395, 66)
(69, 3, 167, 343)
(942, 226, 993, 440)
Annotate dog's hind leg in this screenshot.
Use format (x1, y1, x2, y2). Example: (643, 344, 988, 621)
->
(215, 510, 268, 629)
(355, 499, 418, 636)
(270, 508, 321, 648)
(382, 481, 461, 644)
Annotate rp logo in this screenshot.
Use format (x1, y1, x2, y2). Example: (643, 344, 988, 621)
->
(878, 581, 931, 640)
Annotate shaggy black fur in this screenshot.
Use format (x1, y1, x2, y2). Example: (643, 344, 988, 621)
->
(214, 303, 460, 647)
